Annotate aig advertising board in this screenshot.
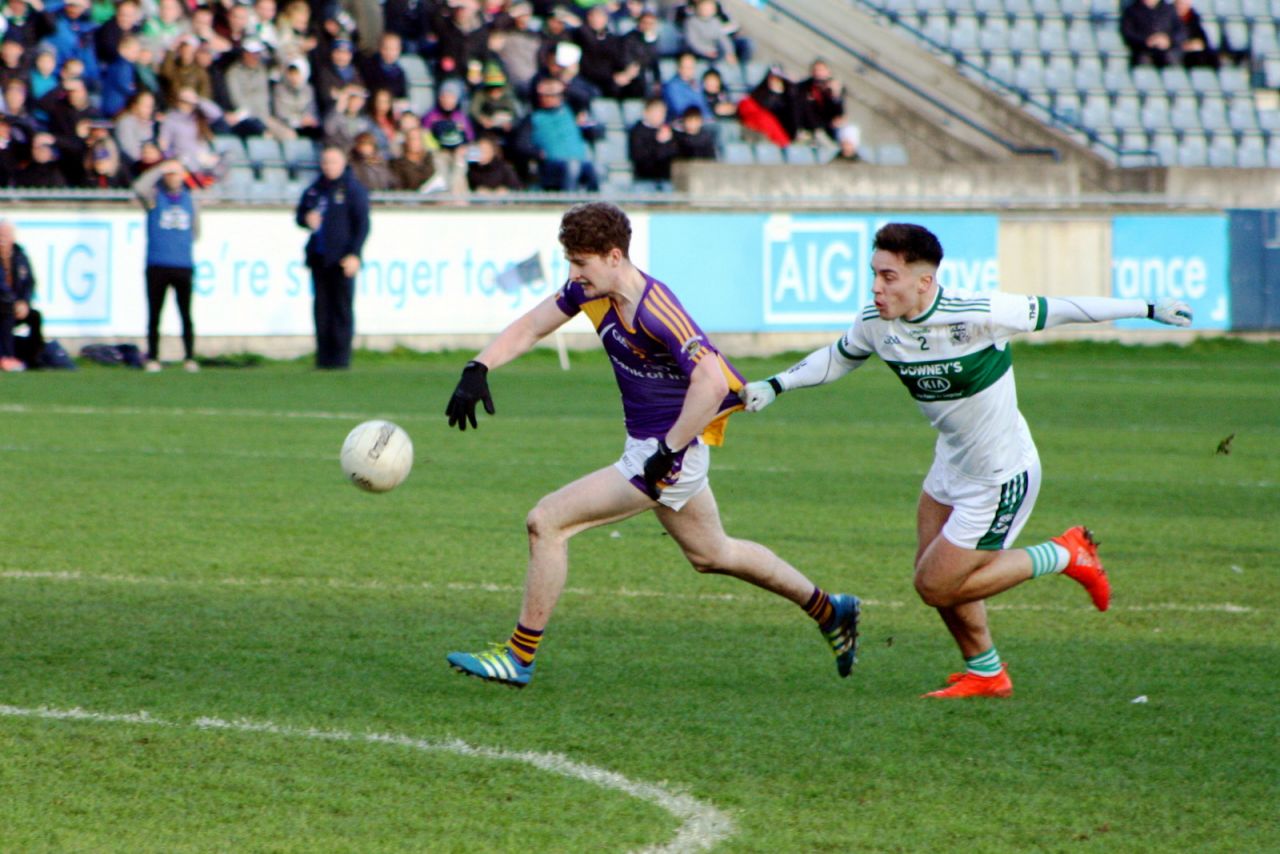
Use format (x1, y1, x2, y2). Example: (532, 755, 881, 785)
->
(11, 208, 1229, 338)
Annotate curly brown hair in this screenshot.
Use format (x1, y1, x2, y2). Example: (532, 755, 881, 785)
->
(558, 202, 631, 258)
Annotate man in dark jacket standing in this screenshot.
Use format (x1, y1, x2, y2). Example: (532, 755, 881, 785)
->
(295, 145, 369, 370)
(0, 218, 42, 371)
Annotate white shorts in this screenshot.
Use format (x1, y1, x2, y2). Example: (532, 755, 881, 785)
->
(923, 456, 1042, 551)
(614, 436, 710, 511)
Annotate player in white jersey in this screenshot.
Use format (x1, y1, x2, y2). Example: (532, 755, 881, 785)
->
(740, 223, 1193, 698)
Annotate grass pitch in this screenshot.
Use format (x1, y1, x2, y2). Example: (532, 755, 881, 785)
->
(1, 341, 1277, 852)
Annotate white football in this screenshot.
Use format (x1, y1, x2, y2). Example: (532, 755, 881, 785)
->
(340, 420, 414, 493)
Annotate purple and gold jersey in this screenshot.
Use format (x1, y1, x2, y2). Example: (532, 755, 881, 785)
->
(555, 272, 745, 446)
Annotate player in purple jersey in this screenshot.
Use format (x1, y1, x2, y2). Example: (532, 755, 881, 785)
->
(443, 202, 862, 688)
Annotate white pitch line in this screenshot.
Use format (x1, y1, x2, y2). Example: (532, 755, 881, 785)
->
(0, 703, 734, 854)
(0, 568, 1258, 613)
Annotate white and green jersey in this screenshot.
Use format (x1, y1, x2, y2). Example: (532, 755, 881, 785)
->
(840, 289, 1050, 484)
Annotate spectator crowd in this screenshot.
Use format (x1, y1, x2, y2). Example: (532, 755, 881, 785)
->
(0, 0, 858, 194)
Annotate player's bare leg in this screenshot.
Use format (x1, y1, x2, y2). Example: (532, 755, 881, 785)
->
(914, 492, 1011, 698)
(447, 465, 651, 687)
(519, 466, 653, 629)
(657, 486, 862, 676)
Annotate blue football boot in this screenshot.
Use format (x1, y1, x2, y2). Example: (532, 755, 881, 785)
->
(820, 594, 861, 678)
(447, 644, 535, 688)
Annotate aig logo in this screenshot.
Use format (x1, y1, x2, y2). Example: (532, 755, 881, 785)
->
(763, 215, 869, 325)
(918, 377, 952, 393)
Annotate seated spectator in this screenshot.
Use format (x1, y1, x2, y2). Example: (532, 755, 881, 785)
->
(466, 132, 521, 193)
(141, 0, 191, 60)
(388, 125, 435, 190)
(831, 122, 862, 162)
(675, 0, 751, 64)
(313, 37, 364, 118)
(82, 137, 131, 187)
(100, 33, 147, 119)
(491, 3, 541, 98)
(533, 40, 600, 125)
(360, 31, 408, 100)
(682, 0, 736, 68)
(737, 64, 801, 147)
(2, 0, 54, 51)
(526, 76, 597, 191)
(0, 34, 28, 91)
(250, 0, 281, 55)
(421, 78, 475, 147)
(112, 89, 157, 165)
(348, 130, 393, 189)
(673, 105, 716, 160)
(214, 1, 254, 56)
(1173, 0, 1220, 69)
(158, 87, 222, 179)
(617, 7, 664, 100)
(223, 39, 290, 138)
(45, 77, 99, 183)
(160, 35, 211, 107)
(322, 84, 373, 151)
(13, 131, 68, 188)
(662, 52, 711, 121)
(469, 63, 520, 148)
(94, 0, 142, 66)
(272, 58, 320, 138)
(798, 59, 844, 143)
(49, 0, 101, 93)
(273, 0, 317, 74)
(1121, 0, 1184, 69)
(574, 4, 628, 99)
(366, 87, 402, 155)
(29, 44, 58, 103)
(383, 0, 431, 57)
(189, 4, 232, 58)
(0, 114, 20, 185)
(0, 220, 43, 370)
(699, 66, 736, 120)
(628, 95, 676, 186)
(430, 0, 489, 83)
(2, 78, 39, 146)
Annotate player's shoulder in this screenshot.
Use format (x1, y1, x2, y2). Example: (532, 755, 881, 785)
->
(933, 289, 995, 316)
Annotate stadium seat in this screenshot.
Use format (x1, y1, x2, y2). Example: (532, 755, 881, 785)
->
(223, 164, 256, 190)
(1199, 96, 1229, 131)
(1052, 91, 1082, 123)
(949, 14, 980, 53)
(753, 143, 784, 164)
(986, 51, 1016, 82)
(1219, 67, 1250, 95)
(1223, 21, 1251, 54)
(1031, 0, 1061, 19)
(1008, 20, 1038, 55)
(1004, 0, 1034, 17)
(247, 137, 284, 167)
(1037, 20, 1068, 54)
(785, 145, 817, 165)
(979, 18, 1010, 52)
(592, 99, 623, 129)
(1177, 133, 1208, 166)
(212, 135, 247, 164)
(1239, 0, 1268, 18)
(1066, 21, 1096, 54)
(408, 86, 435, 115)
(1014, 55, 1045, 91)
(1207, 135, 1236, 167)
(259, 164, 290, 185)
(595, 130, 628, 166)
(1140, 95, 1170, 130)
(1119, 129, 1150, 152)
(621, 99, 645, 127)
(1257, 107, 1280, 132)
(1269, 138, 1280, 168)
(283, 138, 318, 169)
(1110, 94, 1141, 130)
(877, 143, 909, 165)
(1227, 97, 1257, 131)
(1043, 56, 1074, 91)
(1189, 67, 1220, 94)
(1093, 27, 1125, 54)
(400, 54, 430, 87)
(1169, 96, 1200, 131)
(1131, 65, 1162, 92)
(1235, 134, 1266, 168)
(1060, 0, 1091, 18)
(1161, 65, 1192, 94)
(1150, 131, 1178, 164)
(724, 142, 753, 164)
(1102, 65, 1132, 96)
(1081, 93, 1111, 127)
(1073, 57, 1104, 92)
(921, 12, 950, 45)
(717, 119, 743, 143)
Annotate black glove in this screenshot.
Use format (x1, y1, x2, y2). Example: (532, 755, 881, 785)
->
(445, 360, 495, 431)
(642, 439, 680, 500)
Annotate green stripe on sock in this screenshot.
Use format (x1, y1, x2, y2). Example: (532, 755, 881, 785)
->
(965, 647, 1002, 677)
(1027, 542, 1068, 578)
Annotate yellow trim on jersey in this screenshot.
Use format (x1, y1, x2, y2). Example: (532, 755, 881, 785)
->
(699, 404, 742, 447)
(580, 297, 612, 329)
(648, 286, 698, 342)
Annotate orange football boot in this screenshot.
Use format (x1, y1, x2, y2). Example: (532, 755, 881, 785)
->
(922, 664, 1013, 698)
(1053, 525, 1110, 611)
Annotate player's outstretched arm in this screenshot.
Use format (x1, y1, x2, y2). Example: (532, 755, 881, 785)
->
(445, 295, 572, 432)
(1040, 296, 1193, 329)
(740, 339, 867, 412)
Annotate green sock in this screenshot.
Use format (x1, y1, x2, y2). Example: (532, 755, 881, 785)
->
(965, 646, 1003, 677)
(1026, 542, 1070, 578)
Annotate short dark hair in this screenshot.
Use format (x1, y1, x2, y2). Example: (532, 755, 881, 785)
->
(559, 202, 631, 258)
(873, 223, 944, 267)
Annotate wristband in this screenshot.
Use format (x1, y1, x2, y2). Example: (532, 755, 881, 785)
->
(767, 377, 784, 395)
(657, 439, 677, 455)
(1146, 303, 1155, 319)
